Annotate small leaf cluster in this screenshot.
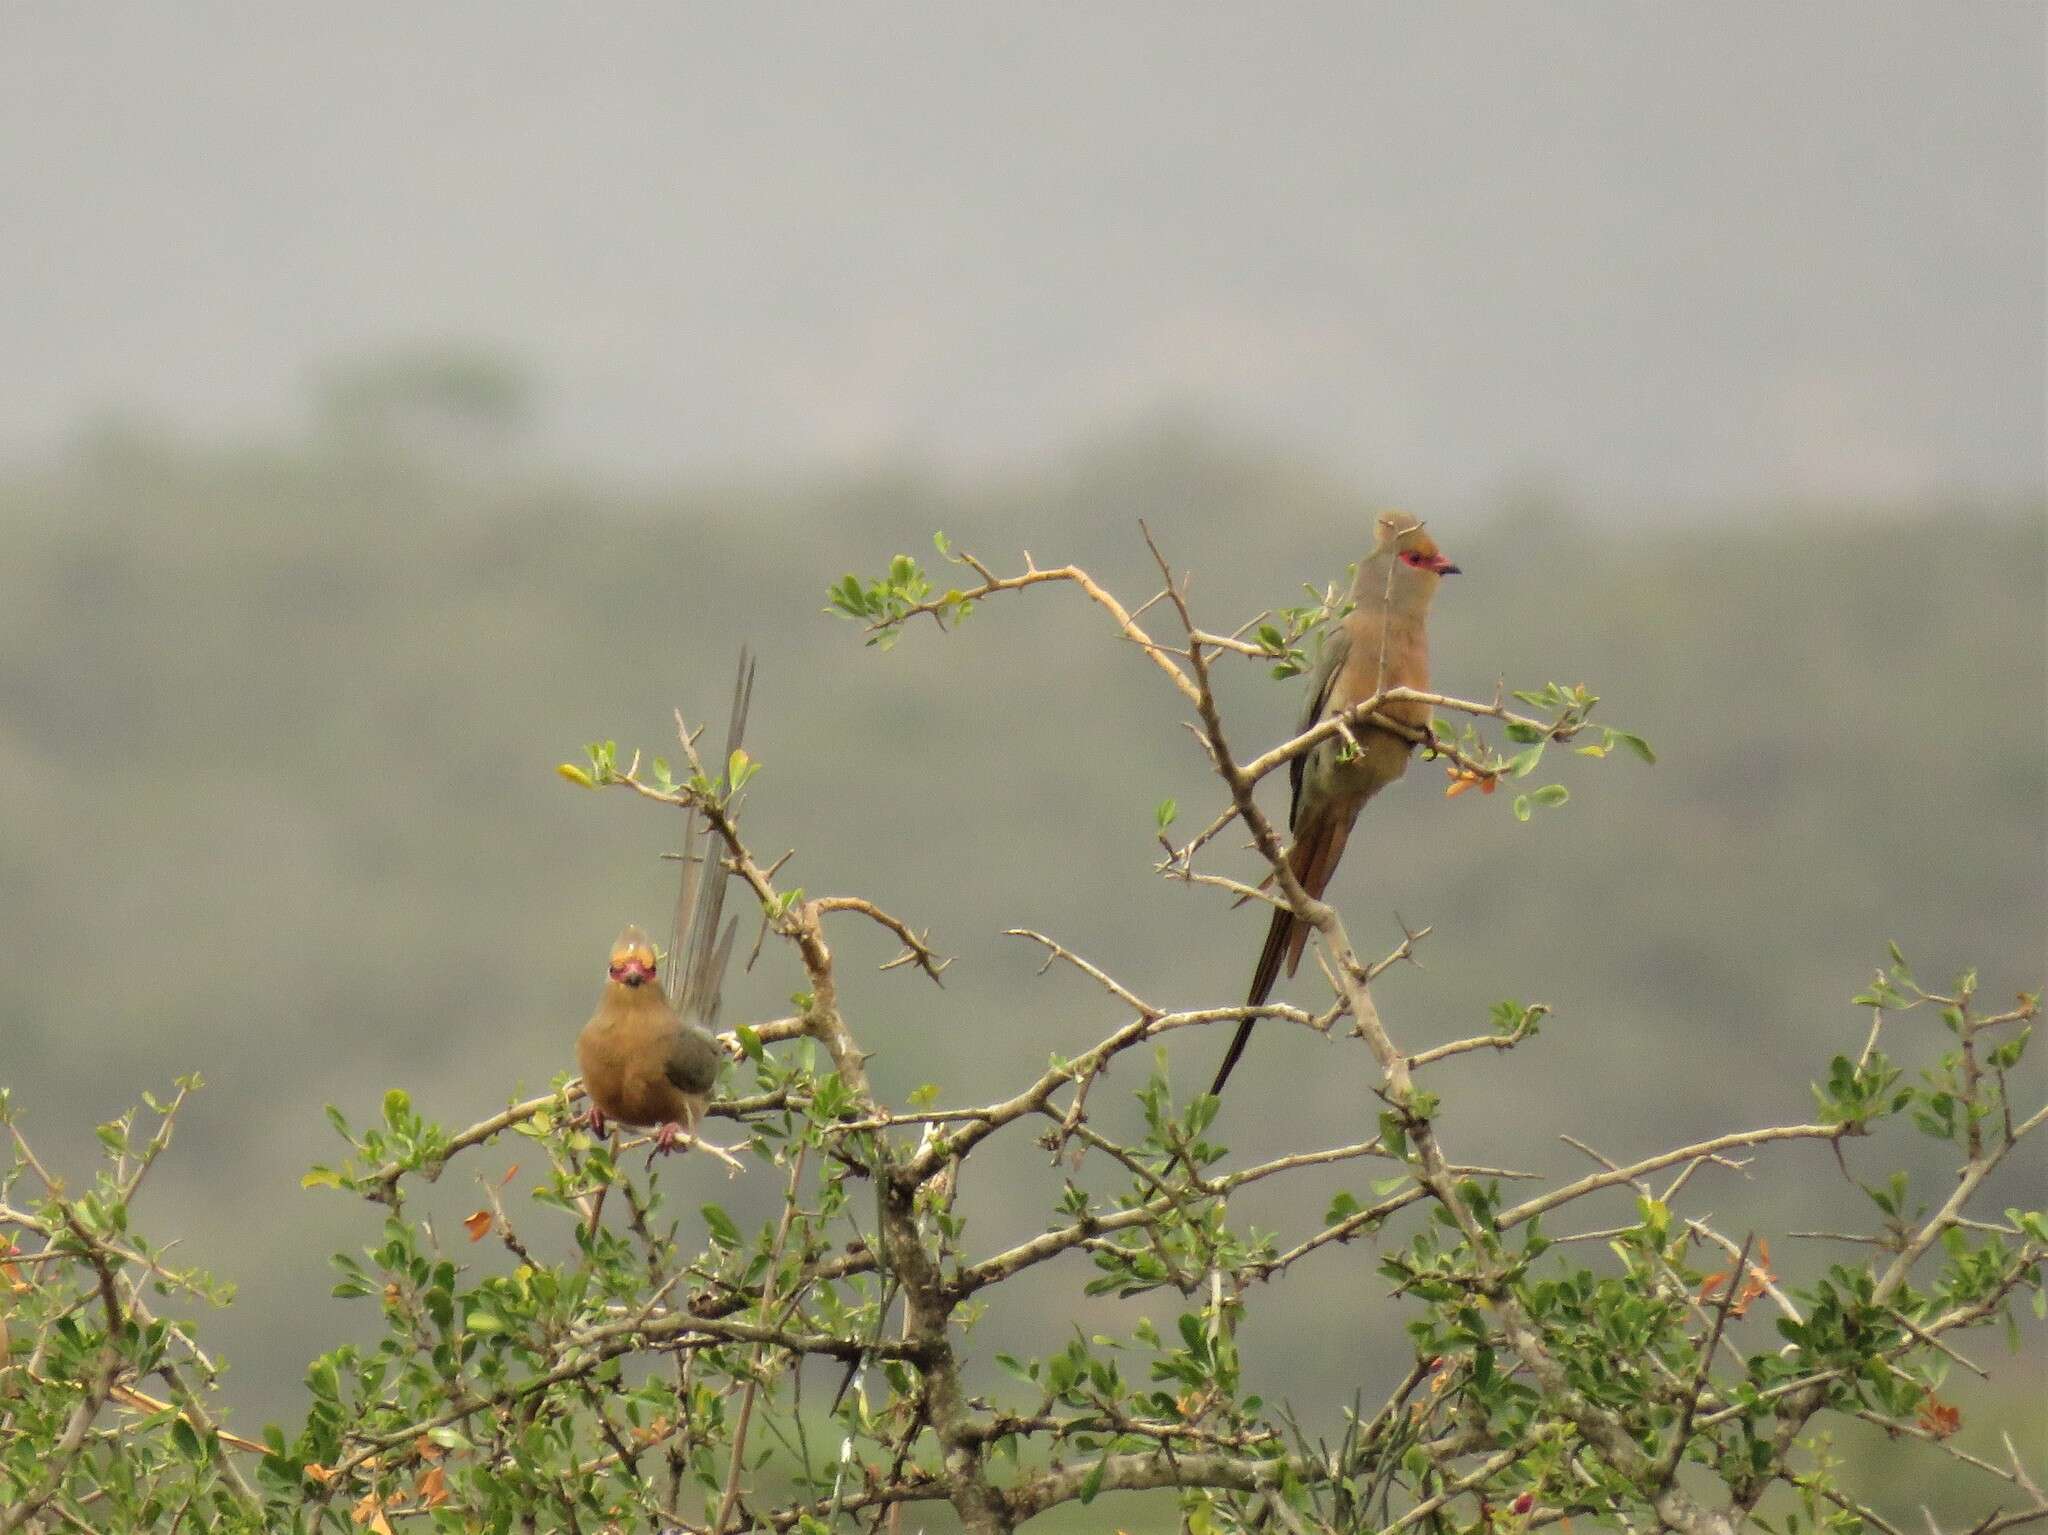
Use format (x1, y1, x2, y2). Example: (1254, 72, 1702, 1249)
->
(1425, 680, 1653, 825)
(828, 535, 978, 648)
(1250, 575, 1354, 679)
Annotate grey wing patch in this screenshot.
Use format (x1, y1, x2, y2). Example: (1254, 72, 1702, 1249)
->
(1290, 624, 1350, 831)
(665, 1023, 725, 1097)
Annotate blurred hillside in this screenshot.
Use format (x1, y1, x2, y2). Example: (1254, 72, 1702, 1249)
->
(0, 407, 2042, 1501)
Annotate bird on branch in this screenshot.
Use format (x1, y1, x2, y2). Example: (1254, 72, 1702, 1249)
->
(577, 650, 755, 1154)
(1211, 515, 1459, 1096)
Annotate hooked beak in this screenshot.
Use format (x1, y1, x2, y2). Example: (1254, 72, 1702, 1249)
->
(610, 958, 654, 987)
(1429, 554, 1461, 575)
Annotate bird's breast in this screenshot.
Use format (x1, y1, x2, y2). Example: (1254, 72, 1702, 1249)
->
(577, 1010, 688, 1128)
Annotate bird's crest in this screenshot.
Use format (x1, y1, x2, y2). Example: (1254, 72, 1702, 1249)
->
(1373, 511, 1460, 576)
(607, 924, 658, 986)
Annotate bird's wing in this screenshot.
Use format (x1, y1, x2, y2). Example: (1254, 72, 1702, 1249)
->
(1290, 622, 1351, 832)
(664, 1020, 725, 1098)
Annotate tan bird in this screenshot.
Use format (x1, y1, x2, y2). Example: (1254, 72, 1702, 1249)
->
(1210, 515, 1460, 1095)
(577, 652, 754, 1151)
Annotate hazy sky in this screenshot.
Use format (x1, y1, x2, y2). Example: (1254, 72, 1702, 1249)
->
(4, 5, 2042, 511)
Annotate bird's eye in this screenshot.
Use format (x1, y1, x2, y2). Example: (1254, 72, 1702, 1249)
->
(1399, 550, 1423, 567)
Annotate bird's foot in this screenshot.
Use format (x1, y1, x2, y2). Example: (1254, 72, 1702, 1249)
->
(645, 1121, 696, 1172)
(643, 1122, 747, 1177)
(577, 1106, 611, 1139)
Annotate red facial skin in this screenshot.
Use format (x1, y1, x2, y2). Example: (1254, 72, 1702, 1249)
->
(1398, 548, 1461, 575)
(608, 956, 655, 987)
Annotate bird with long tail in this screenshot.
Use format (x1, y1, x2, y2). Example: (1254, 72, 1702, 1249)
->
(1210, 516, 1459, 1096)
(577, 650, 756, 1153)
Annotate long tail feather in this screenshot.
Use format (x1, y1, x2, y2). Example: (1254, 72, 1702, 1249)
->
(1282, 810, 1353, 977)
(667, 817, 706, 1011)
(1210, 900, 1292, 1095)
(1204, 818, 1318, 1097)
(1211, 804, 1354, 1097)
(670, 648, 756, 1026)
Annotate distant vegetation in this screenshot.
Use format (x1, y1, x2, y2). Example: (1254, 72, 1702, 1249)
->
(0, 380, 2041, 1530)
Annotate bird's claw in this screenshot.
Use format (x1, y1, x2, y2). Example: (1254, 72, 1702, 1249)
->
(649, 1121, 692, 1160)
(576, 1106, 612, 1139)
(642, 1122, 747, 1176)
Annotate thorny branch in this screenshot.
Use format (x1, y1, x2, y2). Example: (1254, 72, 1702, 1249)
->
(5, 530, 2037, 1535)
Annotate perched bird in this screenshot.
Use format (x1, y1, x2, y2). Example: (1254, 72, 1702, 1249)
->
(1210, 515, 1460, 1096)
(576, 652, 755, 1151)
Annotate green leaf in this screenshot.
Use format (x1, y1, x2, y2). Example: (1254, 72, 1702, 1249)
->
(1988, 1028, 2030, 1070)
(1637, 1196, 1670, 1239)
(1155, 798, 1178, 831)
(700, 1204, 744, 1250)
(1079, 1456, 1107, 1503)
(1512, 795, 1532, 822)
(306, 1357, 340, 1401)
(1378, 1111, 1408, 1159)
(1529, 783, 1569, 809)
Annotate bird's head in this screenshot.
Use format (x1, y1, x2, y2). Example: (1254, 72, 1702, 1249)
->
(1364, 512, 1460, 603)
(606, 924, 659, 989)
